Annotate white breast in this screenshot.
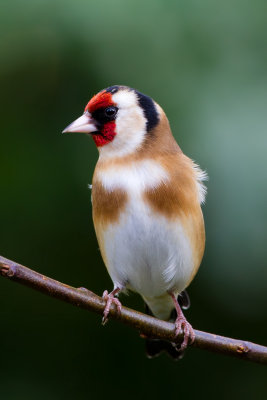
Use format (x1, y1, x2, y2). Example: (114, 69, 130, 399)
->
(102, 199, 194, 297)
(95, 159, 195, 301)
(97, 159, 169, 192)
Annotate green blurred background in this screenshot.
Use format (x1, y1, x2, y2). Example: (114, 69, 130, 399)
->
(1, 0, 267, 398)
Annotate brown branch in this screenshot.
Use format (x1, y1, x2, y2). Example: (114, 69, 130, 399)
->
(1, 254, 267, 365)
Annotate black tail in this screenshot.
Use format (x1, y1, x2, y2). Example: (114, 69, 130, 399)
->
(145, 291, 190, 360)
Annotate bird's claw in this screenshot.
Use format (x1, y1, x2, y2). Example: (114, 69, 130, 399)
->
(102, 290, 122, 325)
(174, 316, 195, 350)
(0, 263, 14, 277)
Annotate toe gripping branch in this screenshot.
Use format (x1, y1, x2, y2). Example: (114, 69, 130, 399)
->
(169, 292, 195, 350)
(102, 288, 122, 325)
(0, 263, 15, 277)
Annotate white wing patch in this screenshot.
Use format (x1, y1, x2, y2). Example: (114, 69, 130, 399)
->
(193, 162, 208, 204)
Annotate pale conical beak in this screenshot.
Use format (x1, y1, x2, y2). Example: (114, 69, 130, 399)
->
(62, 111, 98, 134)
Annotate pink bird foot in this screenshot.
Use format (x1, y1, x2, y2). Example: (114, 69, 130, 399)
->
(169, 292, 195, 350)
(174, 315, 195, 350)
(102, 288, 122, 325)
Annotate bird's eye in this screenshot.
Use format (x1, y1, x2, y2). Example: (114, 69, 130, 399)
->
(105, 106, 118, 118)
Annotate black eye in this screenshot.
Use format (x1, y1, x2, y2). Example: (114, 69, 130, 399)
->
(105, 106, 118, 118)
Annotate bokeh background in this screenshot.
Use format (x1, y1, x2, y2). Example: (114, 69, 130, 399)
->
(1, 0, 267, 398)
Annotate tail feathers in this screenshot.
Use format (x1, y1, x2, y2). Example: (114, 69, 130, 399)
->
(178, 290, 190, 310)
(144, 290, 190, 360)
(145, 338, 184, 360)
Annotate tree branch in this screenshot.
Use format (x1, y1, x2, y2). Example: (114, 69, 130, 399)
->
(1, 254, 266, 365)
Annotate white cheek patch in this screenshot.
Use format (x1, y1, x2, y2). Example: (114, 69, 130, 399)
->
(112, 90, 138, 108)
(98, 159, 169, 193)
(98, 89, 147, 159)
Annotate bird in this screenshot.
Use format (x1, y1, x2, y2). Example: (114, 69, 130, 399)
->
(63, 85, 207, 359)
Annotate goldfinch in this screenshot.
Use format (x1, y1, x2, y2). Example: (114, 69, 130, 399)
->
(63, 85, 207, 359)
